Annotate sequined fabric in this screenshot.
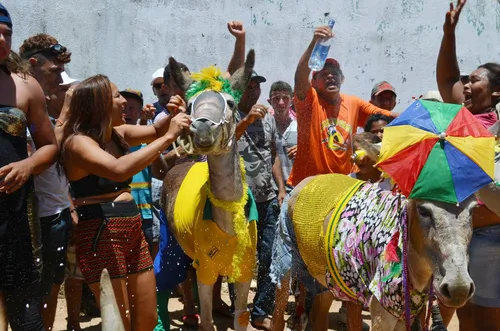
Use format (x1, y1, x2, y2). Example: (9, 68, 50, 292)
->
(0, 107, 39, 290)
(0, 107, 27, 138)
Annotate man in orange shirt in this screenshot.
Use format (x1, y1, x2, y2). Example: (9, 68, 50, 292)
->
(288, 26, 396, 188)
(286, 24, 397, 330)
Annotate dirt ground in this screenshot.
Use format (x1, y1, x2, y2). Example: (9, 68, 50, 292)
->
(50, 281, 461, 331)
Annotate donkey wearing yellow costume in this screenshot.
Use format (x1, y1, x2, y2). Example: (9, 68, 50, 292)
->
(270, 136, 491, 331)
(161, 51, 257, 331)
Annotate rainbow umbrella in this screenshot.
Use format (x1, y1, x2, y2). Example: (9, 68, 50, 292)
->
(377, 100, 495, 204)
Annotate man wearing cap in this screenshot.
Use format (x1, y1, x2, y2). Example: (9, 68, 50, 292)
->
(120, 89, 157, 256)
(46, 72, 78, 120)
(236, 71, 287, 330)
(150, 68, 170, 120)
(283, 24, 395, 330)
(370, 81, 397, 111)
(20, 34, 74, 330)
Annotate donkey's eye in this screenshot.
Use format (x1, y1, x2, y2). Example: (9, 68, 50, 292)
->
(227, 100, 235, 109)
(417, 206, 432, 219)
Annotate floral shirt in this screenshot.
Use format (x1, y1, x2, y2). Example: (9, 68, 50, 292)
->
(326, 183, 428, 319)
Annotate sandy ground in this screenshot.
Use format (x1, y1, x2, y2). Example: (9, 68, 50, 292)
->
(50, 281, 460, 331)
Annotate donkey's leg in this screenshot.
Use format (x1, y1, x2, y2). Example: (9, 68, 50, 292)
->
(198, 280, 215, 331)
(369, 297, 398, 331)
(270, 270, 291, 331)
(233, 281, 251, 331)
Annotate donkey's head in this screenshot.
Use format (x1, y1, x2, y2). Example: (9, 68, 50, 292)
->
(408, 198, 475, 308)
(358, 136, 476, 308)
(168, 50, 255, 155)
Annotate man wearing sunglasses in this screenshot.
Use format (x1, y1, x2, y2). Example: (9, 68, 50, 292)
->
(19, 34, 71, 96)
(19, 34, 73, 331)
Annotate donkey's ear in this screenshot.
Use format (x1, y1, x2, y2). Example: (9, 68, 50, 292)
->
(230, 49, 255, 93)
(168, 57, 193, 92)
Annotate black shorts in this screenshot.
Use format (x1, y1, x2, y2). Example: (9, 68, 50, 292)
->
(40, 207, 72, 298)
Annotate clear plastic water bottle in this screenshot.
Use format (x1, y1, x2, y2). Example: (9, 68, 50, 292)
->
(308, 18, 336, 71)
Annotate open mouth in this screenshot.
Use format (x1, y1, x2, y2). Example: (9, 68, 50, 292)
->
(463, 92, 472, 107)
(326, 81, 338, 90)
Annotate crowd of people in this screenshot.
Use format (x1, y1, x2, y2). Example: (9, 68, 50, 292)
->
(1, 0, 500, 330)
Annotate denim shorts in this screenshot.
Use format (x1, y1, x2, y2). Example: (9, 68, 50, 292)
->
(469, 224, 500, 307)
(40, 207, 72, 297)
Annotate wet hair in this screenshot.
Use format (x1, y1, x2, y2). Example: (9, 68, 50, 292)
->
(60, 75, 128, 170)
(478, 63, 500, 90)
(19, 33, 71, 64)
(364, 114, 392, 133)
(163, 62, 189, 85)
(3, 51, 30, 76)
(269, 81, 292, 98)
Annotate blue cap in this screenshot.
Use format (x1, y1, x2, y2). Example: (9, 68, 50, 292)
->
(0, 3, 12, 28)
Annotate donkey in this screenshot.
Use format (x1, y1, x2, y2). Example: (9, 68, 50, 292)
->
(271, 139, 479, 331)
(160, 51, 256, 331)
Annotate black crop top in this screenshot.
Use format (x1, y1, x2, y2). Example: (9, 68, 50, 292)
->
(70, 175, 132, 199)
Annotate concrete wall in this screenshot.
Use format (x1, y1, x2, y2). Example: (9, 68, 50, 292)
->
(5, 0, 500, 110)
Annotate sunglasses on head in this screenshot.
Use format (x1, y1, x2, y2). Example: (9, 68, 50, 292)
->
(29, 44, 67, 58)
(153, 83, 163, 89)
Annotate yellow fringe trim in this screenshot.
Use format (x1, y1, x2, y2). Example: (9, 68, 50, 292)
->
(206, 157, 251, 282)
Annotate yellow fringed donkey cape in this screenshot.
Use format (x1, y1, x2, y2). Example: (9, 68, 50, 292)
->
(172, 162, 258, 285)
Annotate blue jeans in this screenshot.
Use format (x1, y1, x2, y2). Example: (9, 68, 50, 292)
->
(251, 198, 279, 320)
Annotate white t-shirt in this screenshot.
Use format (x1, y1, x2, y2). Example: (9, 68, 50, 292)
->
(27, 129, 71, 217)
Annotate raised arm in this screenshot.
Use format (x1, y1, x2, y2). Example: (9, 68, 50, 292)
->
(0, 76, 58, 194)
(115, 95, 187, 146)
(115, 113, 172, 147)
(357, 98, 397, 128)
(66, 113, 191, 182)
(294, 26, 333, 101)
(226, 21, 246, 76)
(235, 104, 267, 140)
(436, 0, 467, 104)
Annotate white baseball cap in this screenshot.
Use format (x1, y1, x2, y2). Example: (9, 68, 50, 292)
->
(151, 68, 164, 85)
(61, 72, 78, 86)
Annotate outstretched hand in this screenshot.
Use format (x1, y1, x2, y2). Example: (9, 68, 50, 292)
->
(227, 21, 245, 39)
(444, 0, 466, 34)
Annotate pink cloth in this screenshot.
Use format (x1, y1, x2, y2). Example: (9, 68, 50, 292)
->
(474, 112, 497, 129)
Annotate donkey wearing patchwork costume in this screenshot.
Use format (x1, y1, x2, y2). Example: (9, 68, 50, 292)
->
(271, 106, 499, 331)
(161, 51, 257, 331)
